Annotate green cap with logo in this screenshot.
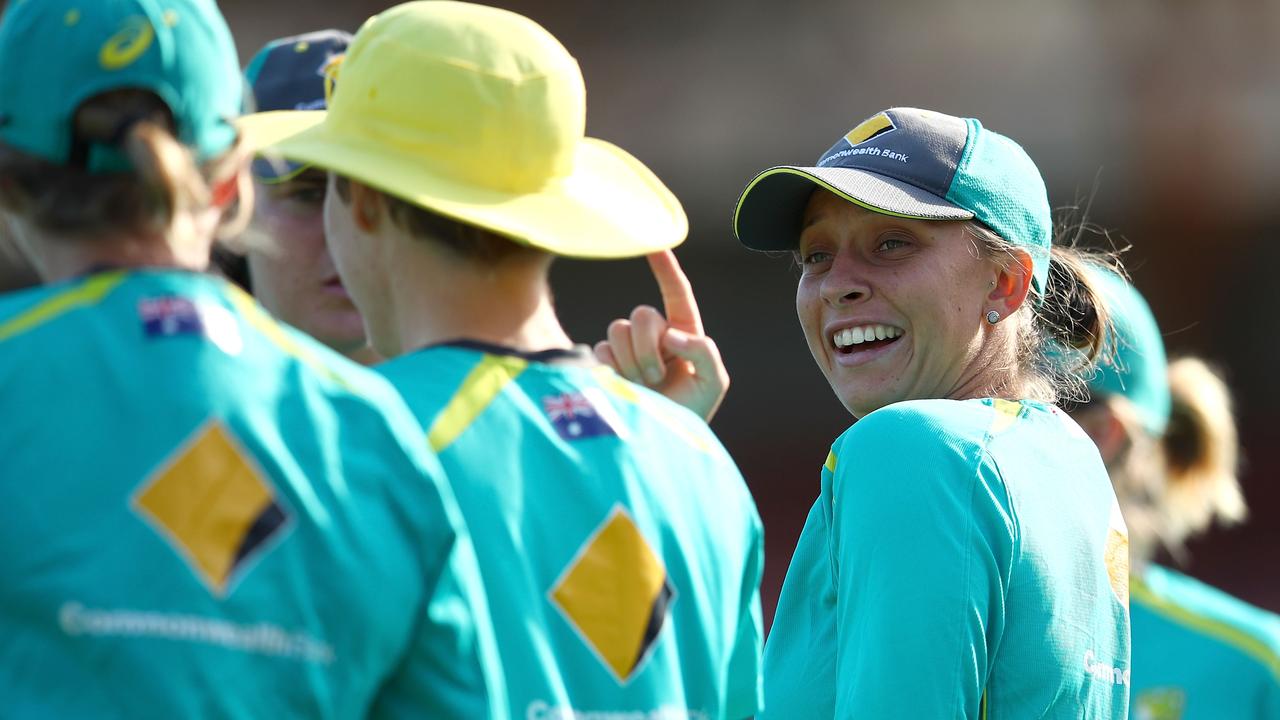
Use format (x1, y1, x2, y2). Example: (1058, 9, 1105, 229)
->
(1087, 268, 1171, 435)
(734, 107, 1053, 293)
(0, 0, 241, 172)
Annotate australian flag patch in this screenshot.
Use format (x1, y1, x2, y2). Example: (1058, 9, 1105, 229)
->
(543, 390, 618, 441)
(139, 296, 203, 338)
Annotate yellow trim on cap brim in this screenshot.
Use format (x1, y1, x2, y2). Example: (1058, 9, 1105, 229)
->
(732, 166, 957, 241)
(237, 110, 687, 259)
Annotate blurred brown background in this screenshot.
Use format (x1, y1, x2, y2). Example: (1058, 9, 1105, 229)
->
(4, 0, 1277, 621)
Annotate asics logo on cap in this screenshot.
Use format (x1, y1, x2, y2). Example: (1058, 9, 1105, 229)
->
(99, 16, 155, 71)
(843, 112, 896, 147)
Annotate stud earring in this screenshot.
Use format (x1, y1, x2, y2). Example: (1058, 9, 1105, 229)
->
(986, 310, 1000, 325)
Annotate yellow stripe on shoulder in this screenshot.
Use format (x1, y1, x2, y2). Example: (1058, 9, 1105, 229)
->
(0, 272, 126, 343)
(989, 398, 1024, 435)
(823, 449, 837, 473)
(428, 354, 528, 452)
(1131, 576, 1280, 683)
(591, 365, 713, 454)
(224, 285, 353, 391)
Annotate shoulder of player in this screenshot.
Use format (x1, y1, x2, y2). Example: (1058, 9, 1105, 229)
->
(1136, 564, 1280, 676)
(835, 398, 993, 463)
(824, 399, 1009, 515)
(0, 271, 129, 345)
(0, 283, 55, 327)
(607, 372, 734, 453)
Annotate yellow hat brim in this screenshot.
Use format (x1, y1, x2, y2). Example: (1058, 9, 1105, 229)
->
(238, 110, 688, 259)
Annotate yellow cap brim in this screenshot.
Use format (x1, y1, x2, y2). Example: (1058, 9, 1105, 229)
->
(238, 110, 687, 259)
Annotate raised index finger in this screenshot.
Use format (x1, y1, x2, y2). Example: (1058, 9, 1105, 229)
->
(647, 249, 704, 336)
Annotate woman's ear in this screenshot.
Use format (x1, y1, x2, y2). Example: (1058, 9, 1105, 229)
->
(1073, 402, 1130, 467)
(988, 247, 1034, 318)
(349, 180, 384, 233)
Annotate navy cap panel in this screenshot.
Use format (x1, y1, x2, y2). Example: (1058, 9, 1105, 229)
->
(246, 30, 350, 180)
(733, 171, 819, 251)
(249, 30, 351, 113)
(816, 108, 968, 198)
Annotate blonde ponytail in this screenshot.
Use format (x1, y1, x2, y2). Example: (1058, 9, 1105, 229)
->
(1160, 357, 1245, 545)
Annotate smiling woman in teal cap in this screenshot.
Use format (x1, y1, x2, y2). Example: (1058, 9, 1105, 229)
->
(0, 1, 503, 717)
(1072, 270, 1280, 720)
(601, 107, 1133, 718)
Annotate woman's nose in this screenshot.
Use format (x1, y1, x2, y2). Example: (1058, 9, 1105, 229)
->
(821, 253, 870, 306)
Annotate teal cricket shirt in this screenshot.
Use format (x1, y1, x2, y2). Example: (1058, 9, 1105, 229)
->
(1130, 564, 1280, 719)
(377, 341, 764, 720)
(0, 270, 505, 719)
(762, 398, 1132, 718)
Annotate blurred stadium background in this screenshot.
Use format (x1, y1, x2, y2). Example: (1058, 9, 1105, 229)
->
(3, 0, 1276, 622)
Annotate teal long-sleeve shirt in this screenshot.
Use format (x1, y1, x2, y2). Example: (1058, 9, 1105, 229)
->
(0, 271, 505, 719)
(762, 398, 1132, 719)
(1130, 564, 1280, 719)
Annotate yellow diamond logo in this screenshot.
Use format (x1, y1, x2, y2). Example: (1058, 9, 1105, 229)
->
(1135, 687, 1186, 720)
(132, 421, 289, 596)
(1105, 501, 1130, 608)
(843, 111, 896, 147)
(550, 505, 675, 683)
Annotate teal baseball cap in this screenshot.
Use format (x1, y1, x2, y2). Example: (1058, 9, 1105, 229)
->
(0, 0, 242, 172)
(733, 107, 1053, 293)
(1087, 269, 1171, 435)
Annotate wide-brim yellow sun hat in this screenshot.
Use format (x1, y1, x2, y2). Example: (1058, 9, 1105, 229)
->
(237, 1, 686, 259)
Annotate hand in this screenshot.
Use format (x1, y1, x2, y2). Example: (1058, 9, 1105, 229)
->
(593, 250, 729, 422)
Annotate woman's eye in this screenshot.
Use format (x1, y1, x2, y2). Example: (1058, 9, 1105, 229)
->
(801, 251, 832, 266)
(876, 236, 909, 252)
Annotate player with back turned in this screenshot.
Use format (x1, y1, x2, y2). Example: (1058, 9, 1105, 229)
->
(243, 3, 764, 719)
(1072, 269, 1280, 720)
(0, 1, 504, 717)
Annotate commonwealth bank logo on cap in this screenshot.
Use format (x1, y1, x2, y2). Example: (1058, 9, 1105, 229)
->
(238, 0, 686, 260)
(842, 111, 897, 147)
(734, 107, 1053, 293)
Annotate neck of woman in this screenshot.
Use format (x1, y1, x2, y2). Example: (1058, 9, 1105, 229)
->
(15, 219, 211, 283)
(385, 249, 573, 357)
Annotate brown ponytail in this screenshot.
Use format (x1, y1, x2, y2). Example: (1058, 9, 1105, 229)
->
(121, 119, 210, 224)
(1040, 245, 1112, 364)
(1160, 357, 1245, 544)
(0, 89, 249, 242)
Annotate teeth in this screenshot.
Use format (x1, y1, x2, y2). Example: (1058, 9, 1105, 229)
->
(833, 323, 904, 348)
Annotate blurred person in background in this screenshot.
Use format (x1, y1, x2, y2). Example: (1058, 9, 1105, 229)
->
(0, 228, 38, 292)
(0, 1, 504, 717)
(602, 107, 1132, 718)
(213, 29, 379, 364)
(1073, 269, 1280, 720)
(243, 3, 764, 719)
